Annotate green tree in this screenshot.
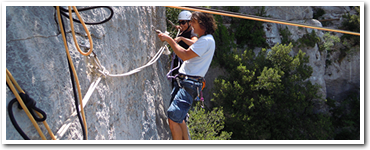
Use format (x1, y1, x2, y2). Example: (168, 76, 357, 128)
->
(338, 6, 360, 62)
(230, 6, 269, 49)
(188, 103, 232, 140)
(327, 92, 360, 140)
(212, 43, 333, 140)
(212, 14, 236, 67)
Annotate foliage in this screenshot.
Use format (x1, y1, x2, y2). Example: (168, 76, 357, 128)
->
(230, 6, 269, 49)
(165, 7, 182, 37)
(326, 92, 360, 140)
(223, 6, 240, 13)
(188, 103, 232, 140)
(166, 6, 360, 141)
(313, 8, 326, 20)
(320, 32, 341, 67)
(212, 14, 236, 67)
(320, 32, 340, 53)
(317, 6, 360, 65)
(339, 6, 360, 60)
(279, 27, 293, 46)
(295, 30, 321, 48)
(340, 6, 360, 33)
(211, 6, 268, 66)
(212, 43, 333, 140)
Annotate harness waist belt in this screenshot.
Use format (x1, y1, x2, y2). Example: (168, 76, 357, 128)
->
(178, 74, 204, 82)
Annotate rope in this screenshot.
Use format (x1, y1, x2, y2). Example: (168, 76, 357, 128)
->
(6, 69, 56, 140)
(166, 28, 182, 79)
(103, 44, 167, 77)
(7, 96, 30, 140)
(7, 92, 48, 140)
(16, 93, 47, 122)
(55, 76, 102, 139)
(56, 6, 114, 25)
(55, 6, 114, 140)
(166, 6, 360, 36)
(54, 32, 168, 138)
(56, 6, 88, 140)
(60, 8, 88, 140)
(55, 5, 166, 139)
(68, 6, 93, 56)
(94, 26, 169, 77)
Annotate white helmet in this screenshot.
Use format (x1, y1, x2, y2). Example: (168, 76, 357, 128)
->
(178, 11, 192, 21)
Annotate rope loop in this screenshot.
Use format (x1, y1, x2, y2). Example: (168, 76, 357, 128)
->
(15, 92, 47, 122)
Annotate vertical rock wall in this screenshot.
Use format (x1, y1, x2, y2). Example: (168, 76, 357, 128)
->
(6, 6, 172, 140)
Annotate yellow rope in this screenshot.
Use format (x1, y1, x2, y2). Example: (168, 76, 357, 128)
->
(166, 6, 360, 36)
(6, 69, 47, 140)
(56, 6, 88, 139)
(68, 6, 94, 56)
(6, 69, 25, 94)
(37, 111, 56, 140)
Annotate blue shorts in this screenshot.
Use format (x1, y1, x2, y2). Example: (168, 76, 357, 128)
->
(167, 79, 202, 123)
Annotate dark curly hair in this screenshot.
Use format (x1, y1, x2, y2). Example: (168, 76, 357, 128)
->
(190, 11, 217, 35)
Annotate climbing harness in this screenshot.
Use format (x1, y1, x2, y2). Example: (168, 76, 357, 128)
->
(166, 6, 360, 36)
(177, 74, 206, 108)
(166, 27, 182, 80)
(165, 18, 206, 108)
(6, 69, 56, 140)
(166, 54, 182, 79)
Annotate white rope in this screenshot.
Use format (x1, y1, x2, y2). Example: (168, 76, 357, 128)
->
(55, 44, 165, 139)
(55, 76, 102, 139)
(94, 28, 173, 77)
(105, 44, 167, 77)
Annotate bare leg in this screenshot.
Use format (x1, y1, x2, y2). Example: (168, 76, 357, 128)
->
(180, 120, 189, 140)
(168, 118, 183, 140)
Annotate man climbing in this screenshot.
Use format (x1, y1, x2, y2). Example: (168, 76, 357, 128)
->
(158, 11, 217, 140)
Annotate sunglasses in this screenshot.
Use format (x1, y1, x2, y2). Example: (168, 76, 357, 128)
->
(178, 21, 188, 25)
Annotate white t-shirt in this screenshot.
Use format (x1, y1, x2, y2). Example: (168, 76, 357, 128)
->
(179, 34, 215, 77)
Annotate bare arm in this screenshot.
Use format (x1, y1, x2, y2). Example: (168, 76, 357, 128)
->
(158, 33, 198, 61)
(174, 36, 198, 46)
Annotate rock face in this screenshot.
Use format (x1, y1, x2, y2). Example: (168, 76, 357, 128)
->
(204, 6, 360, 113)
(6, 6, 172, 140)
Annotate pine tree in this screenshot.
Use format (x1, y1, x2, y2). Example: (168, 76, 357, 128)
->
(212, 43, 333, 140)
(188, 103, 232, 140)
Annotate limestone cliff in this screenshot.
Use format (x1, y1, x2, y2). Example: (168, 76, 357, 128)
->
(6, 6, 172, 140)
(204, 6, 360, 112)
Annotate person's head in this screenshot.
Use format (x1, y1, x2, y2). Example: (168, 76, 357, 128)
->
(178, 10, 192, 32)
(190, 11, 217, 36)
